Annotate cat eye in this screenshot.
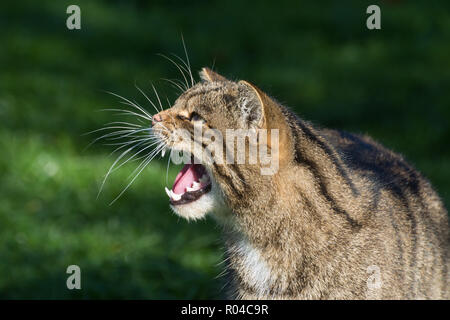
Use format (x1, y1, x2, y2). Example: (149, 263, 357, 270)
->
(177, 112, 205, 123)
(190, 112, 204, 122)
(176, 114, 190, 121)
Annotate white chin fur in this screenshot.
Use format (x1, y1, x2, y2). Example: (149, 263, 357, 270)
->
(169, 184, 221, 221)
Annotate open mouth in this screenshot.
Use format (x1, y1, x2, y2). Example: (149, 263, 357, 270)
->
(165, 163, 212, 206)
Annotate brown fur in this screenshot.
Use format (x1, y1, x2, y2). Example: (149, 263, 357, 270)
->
(153, 67, 449, 299)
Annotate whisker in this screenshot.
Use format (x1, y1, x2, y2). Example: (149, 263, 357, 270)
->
(122, 140, 168, 164)
(84, 128, 143, 151)
(104, 91, 154, 120)
(170, 53, 194, 88)
(83, 121, 143, 136)
(165, 147, 173, 186)
(157, 53, 189, 90)
(99, 108, 152, 122)
(135, 84, 161, 114)
(93, 45, 196, 203)
(109, 142, 167, 205)
(111, 139, 166, 173)
(181, 34, 194, 87)
(97, 146, 135, 199)
(126, 141, 166, 176)
(107, 137, 155, 156)
(154, 122, 170, 133)
(99, 135, 166, 199)
(107, 121, 143, 127)
(104, 128, 151, 142)
(104, 136, 157, 148)
(161, 78, 185, 94)
(84, 125, 142, 136)
(151, 84, 164, 112)
(117, 102, 153, 120)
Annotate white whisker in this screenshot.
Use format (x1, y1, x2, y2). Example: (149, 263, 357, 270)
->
(105, 90, 154, 120)
(109, 142, 167, 205)
(181, 34, 195, 87)
(135, 84, 161, 114)
(165, 147, 173, 186)
(104, 128, 150, 141)
(99, 108, 152, 122)
(97, 146, 135, 199)
(126, 142, 166, 180)
(157, 53, 189, 90)
(111, 139, 166, 173)
(92, 42, 197, 202)
(85, 128, 143, 151)
(161, 78, 185, 94)
(107, 137, 153, 156)
(104, 137, 156, 148)
(151, 84, 164, 112)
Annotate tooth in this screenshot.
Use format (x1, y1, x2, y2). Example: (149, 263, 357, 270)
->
(170, 190, 182, 201)
(192, 181, 201, 188)
(186, 181, 201, 192)
(165, 187, 171, 198)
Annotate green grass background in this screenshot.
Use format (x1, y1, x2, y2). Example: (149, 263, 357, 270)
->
(0, 0, 449, 298)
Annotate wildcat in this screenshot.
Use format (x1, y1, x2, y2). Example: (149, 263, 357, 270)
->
(151, 67, 449, 299)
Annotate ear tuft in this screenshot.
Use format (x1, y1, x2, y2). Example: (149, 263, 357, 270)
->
(238, 80, 265, 128)
(199, 67, 228, 82)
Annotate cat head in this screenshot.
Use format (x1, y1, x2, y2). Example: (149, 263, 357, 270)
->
(152, 68, 291, 221)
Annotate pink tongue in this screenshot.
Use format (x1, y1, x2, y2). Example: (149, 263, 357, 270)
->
(172, 164, 205, 194)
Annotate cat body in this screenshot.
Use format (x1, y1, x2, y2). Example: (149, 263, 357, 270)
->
(152, 68, 449, 299)
(222, 119, 449, 299)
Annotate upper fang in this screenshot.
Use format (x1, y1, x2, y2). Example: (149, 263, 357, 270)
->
(165, 187, 171, 198)
(165, 187, 182, 201)
(170, 190, 182, 201)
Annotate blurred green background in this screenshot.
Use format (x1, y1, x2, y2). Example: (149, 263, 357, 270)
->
(0, 0, 449, 299)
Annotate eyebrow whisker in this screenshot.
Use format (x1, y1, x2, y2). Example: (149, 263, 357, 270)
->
(157, 53, 190, 91)
(161, 78, 185, 94)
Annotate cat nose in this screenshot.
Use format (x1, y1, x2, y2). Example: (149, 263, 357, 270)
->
(152, 113, 163, 126)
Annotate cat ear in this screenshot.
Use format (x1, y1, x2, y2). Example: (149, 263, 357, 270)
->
(237, 80, 267, 128)
(199, 67, 228, 82)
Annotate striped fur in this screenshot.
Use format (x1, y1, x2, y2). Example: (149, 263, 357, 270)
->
(158, 68, 449, 299)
